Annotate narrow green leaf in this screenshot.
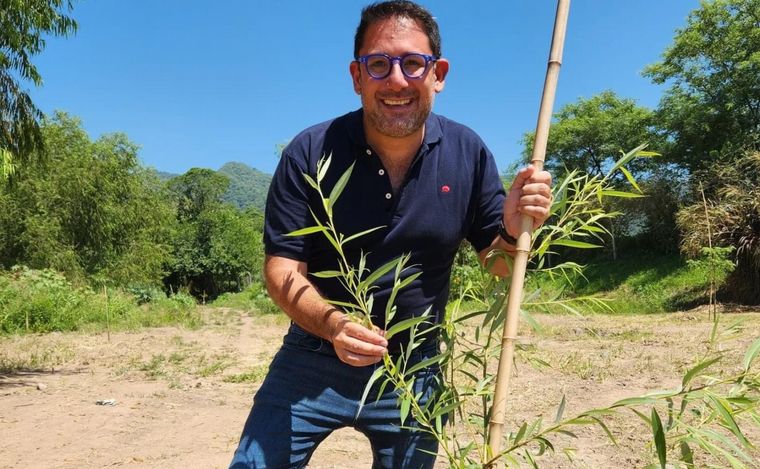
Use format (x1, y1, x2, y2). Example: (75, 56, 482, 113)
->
(743, 336, 760, 372)
(520, 308, 542, 332)
(358, 251, 367, 279)
(552, 239, 602, 249)
(317, 153, 331, 182)
(285, 226, 325, 237)
(612, 390, 678, 408)
(358, 365, 385, 416)
(651, 408, 667, 468)
(303, 173, 318, 190)
(619, 166, 642, 193)
(325, 299, 361, 310)
(555, 395, 567, 423)
(385, 271, 421, 324)
(399, 397, 411, 425)
(344, 225, 386, 244)
(513, 422, 528, 445)
(328, 162, 355, 212)
(606, 143, 648, 178)
(524, 448, 538, 468)
(679, 441, 694, 468)
(590, 415, 618, 446)
(682, 355, 723, 389)
(405, 353, 445, 375)
(429, 399, 461, 419)
(556, 429, 578, 438)
(525, 416, 542, 441)
(320, 228, 342, 254)
(599, 190, 646, 198)
(359, 257, 401, 291)
(310, 270, 342, 279)
(453, 309, 488, 323)
(699, 428, 753, 465)
(396, 271, 422, 291)
(365, 293, 374, 317)
(385, 315, 428, 341)
(706, 395, 751, 447)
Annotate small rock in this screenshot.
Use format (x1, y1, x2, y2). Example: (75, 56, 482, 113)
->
(36, 383, 47, 391)
(195, 382, 202, 388)
(95, 399, 117, 406)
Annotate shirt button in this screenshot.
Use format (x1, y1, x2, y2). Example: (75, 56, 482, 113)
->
(378, 169, 385, 176)
(366, 149, 372, 155)
(385, 193, 392, 200)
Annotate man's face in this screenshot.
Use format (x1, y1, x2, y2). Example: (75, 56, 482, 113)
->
(350, 16, 448, 139)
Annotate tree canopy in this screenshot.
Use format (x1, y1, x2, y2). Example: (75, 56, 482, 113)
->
(0, 112, 175, 285)
(1, 0, 77, 174)
(522, 90, 660, 178)
(644, 0, 760, 172)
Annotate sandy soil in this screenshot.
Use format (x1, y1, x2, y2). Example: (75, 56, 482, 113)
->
(1, 306, 759, 468)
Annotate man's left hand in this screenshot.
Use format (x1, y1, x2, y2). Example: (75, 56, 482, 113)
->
(503, 166, 553, 238)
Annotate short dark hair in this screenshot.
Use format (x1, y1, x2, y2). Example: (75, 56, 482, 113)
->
(353, 1, 441, 59)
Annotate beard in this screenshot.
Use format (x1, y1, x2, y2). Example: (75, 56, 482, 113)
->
(362, 93, 433, 138)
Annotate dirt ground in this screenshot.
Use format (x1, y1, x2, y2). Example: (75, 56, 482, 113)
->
(1, 306, 759, 468)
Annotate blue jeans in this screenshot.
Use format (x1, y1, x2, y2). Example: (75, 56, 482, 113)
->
(229, 324, 442, 469)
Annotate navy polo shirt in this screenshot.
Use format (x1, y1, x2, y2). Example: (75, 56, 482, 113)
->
(264, 109, 505, 344)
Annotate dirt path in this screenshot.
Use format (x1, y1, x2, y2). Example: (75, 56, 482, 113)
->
(1, 307, 759, 468)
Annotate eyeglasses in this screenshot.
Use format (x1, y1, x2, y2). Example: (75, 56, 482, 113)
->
(356, 53, 437, 80)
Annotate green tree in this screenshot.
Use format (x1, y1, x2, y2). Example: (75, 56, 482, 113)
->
(521, 90, 660, 178)
(0, 112, 175, 285)
(644, 0, 760, 172)
(521, 91, 666, 256)
(167, 168, 230, 221)
(1, 0, 77, 176)
(165, 169, 263, 298)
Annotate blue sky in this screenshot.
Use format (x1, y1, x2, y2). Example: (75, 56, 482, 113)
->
(29, 1, 698, 176)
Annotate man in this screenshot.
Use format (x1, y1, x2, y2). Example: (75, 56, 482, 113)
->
(230, 1, 552, 467)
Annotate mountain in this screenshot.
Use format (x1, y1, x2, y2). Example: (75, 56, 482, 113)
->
(217, 162, 272, 211)
(155, 170, 179, 182)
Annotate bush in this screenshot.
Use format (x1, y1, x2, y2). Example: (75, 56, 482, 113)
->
(127, 284, 166, 305)
(211, 280, 279, 315)
(0, 266, 201, 334)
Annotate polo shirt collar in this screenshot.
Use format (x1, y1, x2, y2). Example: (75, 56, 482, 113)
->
(346, 108, 443, 149)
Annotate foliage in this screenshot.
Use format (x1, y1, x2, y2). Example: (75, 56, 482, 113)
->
(294, 147, 760, 466)
(610, 170, 687, 256)
(556, 253, 720, 315)
(165, 168, 263, 299)
(677, 151, 760, 304)
(218, 161, 272, 211)
(644, 0, 760, 172)
(521, 92, 673, 256)
(285, 154, 415, 329)
(0, 112, 175, 285)
(0, 266, 200, 333)
(212, 280, 280, 315)
(521, 91, 660, 179)
(404, 150, 759, 466)
(368, 150, 650, 466)
(167, 168, 230, 222)
(0, 0, 77, 170)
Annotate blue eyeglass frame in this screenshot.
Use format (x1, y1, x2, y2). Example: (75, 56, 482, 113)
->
(356, 53, 438, 80)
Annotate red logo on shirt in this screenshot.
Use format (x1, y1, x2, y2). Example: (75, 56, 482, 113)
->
(441, 185, 450, 193)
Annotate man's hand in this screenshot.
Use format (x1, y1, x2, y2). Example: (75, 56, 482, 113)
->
(330, 316, 388, 367)
(504, 166, 553, 238)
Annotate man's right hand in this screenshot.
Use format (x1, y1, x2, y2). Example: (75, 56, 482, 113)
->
(330, 317, 388, 367)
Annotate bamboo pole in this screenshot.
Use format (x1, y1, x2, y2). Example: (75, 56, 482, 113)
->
(486, 1, 570, 465)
